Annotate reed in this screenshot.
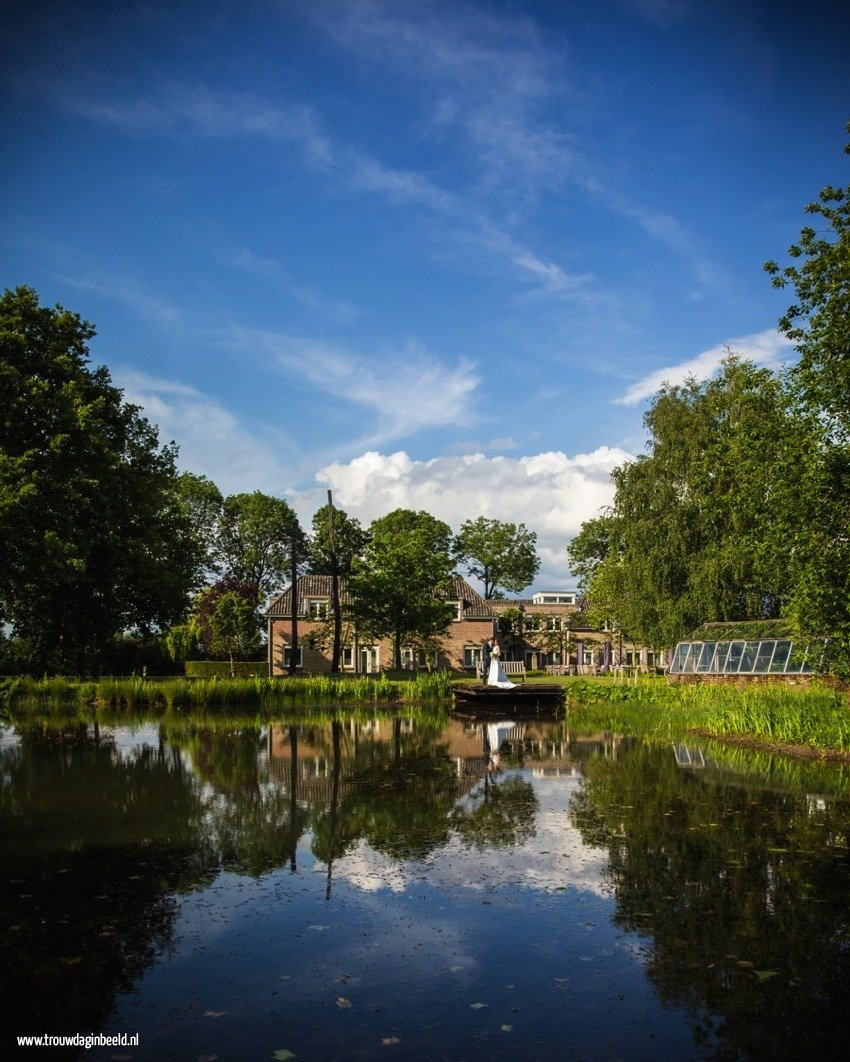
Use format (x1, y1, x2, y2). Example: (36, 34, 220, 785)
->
(566, 676, 850, 753)
(1, 670, 453, 718)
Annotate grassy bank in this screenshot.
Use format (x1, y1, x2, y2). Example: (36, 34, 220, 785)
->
(562, 675, 850, 755)
(0, 670, 453, 716)
(3, 672, 849, 757)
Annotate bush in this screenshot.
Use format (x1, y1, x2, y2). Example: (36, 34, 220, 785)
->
(184, 660, 268, 679)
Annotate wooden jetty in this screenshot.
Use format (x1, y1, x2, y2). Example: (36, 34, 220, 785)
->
(451, 683, 566, 711)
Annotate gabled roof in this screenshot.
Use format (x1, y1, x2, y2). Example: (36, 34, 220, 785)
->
(265, 572, 497, 619)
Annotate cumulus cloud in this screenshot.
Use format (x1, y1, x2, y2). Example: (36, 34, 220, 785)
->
(293, 445, 632, 588)
(114, 368, 295, 496)
(614, 329, 795, 406)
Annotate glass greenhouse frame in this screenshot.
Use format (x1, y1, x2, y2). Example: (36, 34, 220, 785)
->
(667, 638, 828, 676)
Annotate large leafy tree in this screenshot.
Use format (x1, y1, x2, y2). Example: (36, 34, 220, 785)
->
(307, 503, 368, 575)
(764, 123, 850, 440)
(348, 509, 455, 669)
(0, 285, 202, 672)
(174, 471, 223, 581)
(213, 491, 305, 602)
(453, 516, 540, 598)
(569, 357, 806, 646)
(764, 126, 850, 653)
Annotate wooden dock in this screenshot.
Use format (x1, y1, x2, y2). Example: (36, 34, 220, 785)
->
(451, 683, 566, 711)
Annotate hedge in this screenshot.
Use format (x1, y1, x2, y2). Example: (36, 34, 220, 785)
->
(184, 660, 268, 678)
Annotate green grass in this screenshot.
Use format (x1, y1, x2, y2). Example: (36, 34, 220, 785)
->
(3, 671, 848, 755)
(563, 675, 850, 754)
(0, 670, 454, 717)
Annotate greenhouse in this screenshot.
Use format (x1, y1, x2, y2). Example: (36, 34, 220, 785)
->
(667, 638, 827, 676)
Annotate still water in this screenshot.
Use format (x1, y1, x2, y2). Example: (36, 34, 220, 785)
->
(2, 709, 850, 1060)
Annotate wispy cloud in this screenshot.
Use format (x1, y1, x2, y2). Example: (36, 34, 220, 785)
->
(230, 247, 361, 323)
(114, 367, 297, 496)
(228, 326, 480, 447)
(57, 271, 183, 329)
(614, 329, 796, 405)
(300, 0, 711, 272)
(60, 82, 334, 168)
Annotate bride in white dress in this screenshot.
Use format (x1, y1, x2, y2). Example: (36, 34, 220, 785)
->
(487, 640, 517, 689)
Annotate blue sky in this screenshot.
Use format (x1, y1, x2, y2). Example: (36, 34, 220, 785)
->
(2, 0, 848, 590)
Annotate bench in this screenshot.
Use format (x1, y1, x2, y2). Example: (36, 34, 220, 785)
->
(502, 660, 526, 683)
(478, 659, 527, 682)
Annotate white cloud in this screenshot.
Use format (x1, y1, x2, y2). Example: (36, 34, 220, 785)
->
(114, 368, 295, 496)
(228, 327, 480, 447)
(614, 329, 796, 406)
(297, 446, 632, 588)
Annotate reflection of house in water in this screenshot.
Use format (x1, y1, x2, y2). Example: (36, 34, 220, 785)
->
(266, 719, 624, 808)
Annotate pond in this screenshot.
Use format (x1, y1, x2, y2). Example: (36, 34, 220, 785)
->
(3, 708, 850, 1060)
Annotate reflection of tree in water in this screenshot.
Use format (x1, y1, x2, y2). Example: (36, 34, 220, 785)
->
(0, 723, 218, 1037)
(449, 775, 538, 849)
(311, 719, 458, 864)
(570, 740, 850, 1057)
(167, 724, 309, 876)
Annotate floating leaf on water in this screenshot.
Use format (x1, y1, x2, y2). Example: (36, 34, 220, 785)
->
(272, 1051, 296, 1061)
(735, 961, 754, 968)
(336, 997, 352, 1008)
(204, 1011, 225, 1018)
(449, 965, 463, 972)
(501, 1025, 513, 1032)
(381, 1037, 400, 1046)
(754, 970, 779, 981)
(470, 1002, 488, 1009)
(767, 847, 788, 853)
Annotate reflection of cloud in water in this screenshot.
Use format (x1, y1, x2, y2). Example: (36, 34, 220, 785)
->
(102, 724, 163, 756)
(333, 770, 611, 899)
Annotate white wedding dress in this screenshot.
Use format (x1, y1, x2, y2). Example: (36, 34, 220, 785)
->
(486, 652, 517, 689)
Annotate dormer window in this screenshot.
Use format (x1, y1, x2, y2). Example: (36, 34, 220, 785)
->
(308, 599, 329, 620)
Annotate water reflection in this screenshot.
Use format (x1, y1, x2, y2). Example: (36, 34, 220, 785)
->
(1, 711, 850, 1058)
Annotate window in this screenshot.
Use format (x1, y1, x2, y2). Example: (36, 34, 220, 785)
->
(341, 647, 354, 668)
(451, 600, 464, 621)
(547, 616, 562, 631)
(402, 648, 438, 669)
(463, 646, 482, 669)
(282, 647, 303, 668)
(525, 615, 541, 632)
(308, 600, 329, 620)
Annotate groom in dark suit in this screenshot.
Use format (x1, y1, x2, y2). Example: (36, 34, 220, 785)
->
(481, 637, 493, 681)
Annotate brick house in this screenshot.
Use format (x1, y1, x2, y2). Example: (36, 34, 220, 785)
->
(488, 591, 668, 674)
(265, 573, 498, 676)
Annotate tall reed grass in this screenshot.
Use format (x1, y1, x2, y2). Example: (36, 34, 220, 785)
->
(566, 675, 850, 753)
(0, 669, 454, 717)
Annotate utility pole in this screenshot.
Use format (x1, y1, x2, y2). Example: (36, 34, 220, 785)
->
(327, 489, 342, 673)
(288, 523, 299, 676)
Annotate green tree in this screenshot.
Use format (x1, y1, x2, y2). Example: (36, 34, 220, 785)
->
(571, 357, 806, 647)
(454, 516, 540, 599)
(0, 285, 202, 673)
(764, 122, 850, 440)
(174, 472, 223, 581)
(348, 509, 455, 669)
(206, 591, 260, 676)
(213, 491, 305, 602)
(307, 503, 368, 575)
(764, 126, 850, 657)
